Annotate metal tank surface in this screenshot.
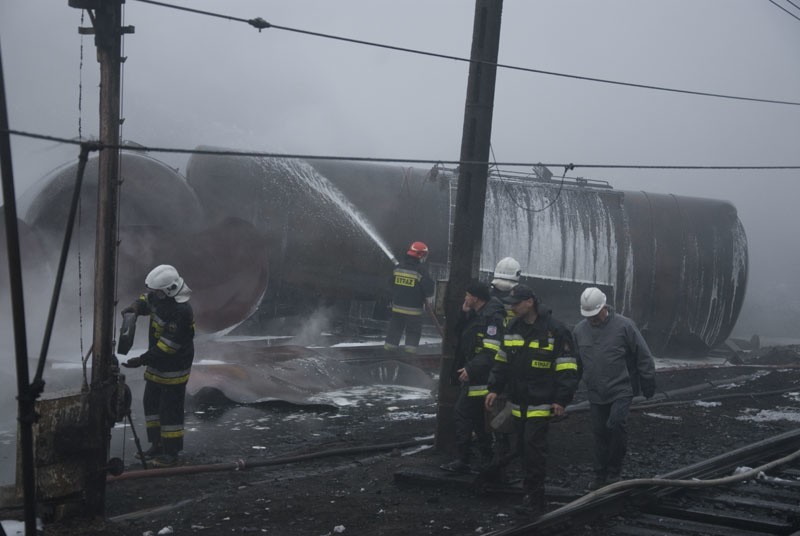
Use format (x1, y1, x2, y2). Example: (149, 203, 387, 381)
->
(6, 151, 270, 335)
(186, 152, 747, 357)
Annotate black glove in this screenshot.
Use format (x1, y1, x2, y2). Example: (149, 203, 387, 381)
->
(122, 356, 143, 368)
(640, 377, 655, 399)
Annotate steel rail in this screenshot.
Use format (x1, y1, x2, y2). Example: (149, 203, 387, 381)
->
(484, 428, 800, 535)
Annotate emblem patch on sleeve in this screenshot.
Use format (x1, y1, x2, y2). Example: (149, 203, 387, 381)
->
(487, 325, 497, 336)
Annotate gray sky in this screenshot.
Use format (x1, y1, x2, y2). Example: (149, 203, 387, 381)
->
(1, 0, 799, 336)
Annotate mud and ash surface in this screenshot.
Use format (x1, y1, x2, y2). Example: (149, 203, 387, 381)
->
(43, 346, 800, 536)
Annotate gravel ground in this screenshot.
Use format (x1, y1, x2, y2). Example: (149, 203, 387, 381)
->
(26, 345, 800, 535)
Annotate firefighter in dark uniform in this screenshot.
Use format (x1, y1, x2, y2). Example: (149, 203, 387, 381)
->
(487, 256, 522, 478)
(384, 241, 435, 354)
(440, 280, 506, 473)
(485, 284, 579, 516)
(122, 264, 195, 467)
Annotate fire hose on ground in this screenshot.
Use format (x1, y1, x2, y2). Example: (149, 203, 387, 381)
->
(107, 436, 434, 482)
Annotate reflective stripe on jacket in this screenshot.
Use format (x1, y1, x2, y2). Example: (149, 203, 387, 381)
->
(488, 309, 579, 409)
(389, 257, 434, 316)
(453, 297, 507, 396)
(128, 291, 195, 384)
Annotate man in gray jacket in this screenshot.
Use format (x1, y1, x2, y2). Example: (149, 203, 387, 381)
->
(572, 287, 656, 490)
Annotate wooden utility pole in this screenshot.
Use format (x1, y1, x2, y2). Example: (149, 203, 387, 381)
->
(69, 0, 131, 515)
(435, 0, 503, 452)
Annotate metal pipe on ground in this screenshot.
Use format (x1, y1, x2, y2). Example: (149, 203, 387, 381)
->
(566, 372, 789, 413)
(107, 437, 434, 482)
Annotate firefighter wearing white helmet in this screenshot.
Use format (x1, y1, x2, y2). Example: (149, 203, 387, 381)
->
(491, 257, 521, 292)
(384, 241, 435, 353)
(121, 264, 195, 467)
(572, 286, 656, 491)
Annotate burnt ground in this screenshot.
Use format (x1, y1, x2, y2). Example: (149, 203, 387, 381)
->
(30, 345, 800, 536)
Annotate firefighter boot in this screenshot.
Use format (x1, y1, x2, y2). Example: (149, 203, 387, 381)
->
(135, 443, 163, 460)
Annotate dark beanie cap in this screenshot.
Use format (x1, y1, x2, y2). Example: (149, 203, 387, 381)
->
(465, 279, 491, 302)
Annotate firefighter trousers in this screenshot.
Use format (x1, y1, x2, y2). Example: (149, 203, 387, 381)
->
(454, 387, 492, 464)
(143, 379, 188, 456)
(385, 311, 423, 349)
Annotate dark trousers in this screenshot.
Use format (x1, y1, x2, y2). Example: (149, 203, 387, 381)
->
(483, 413, 549, 503)
(384, 312, 423, 349)
(453, 387, 492, 464)
(589, 397, 632, 478)
(143, 380, 188, 456)
(517, 416, 550, 498)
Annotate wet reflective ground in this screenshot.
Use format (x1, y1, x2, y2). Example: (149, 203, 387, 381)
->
(114, 382, 437, 468)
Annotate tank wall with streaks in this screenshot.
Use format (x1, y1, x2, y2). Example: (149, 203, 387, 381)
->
(185, 153, 748, 356)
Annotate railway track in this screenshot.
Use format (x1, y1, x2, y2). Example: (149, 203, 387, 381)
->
(486, 428, 800, 536)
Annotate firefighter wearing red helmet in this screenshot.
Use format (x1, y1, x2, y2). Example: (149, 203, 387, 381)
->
(384, 241, 435, 353)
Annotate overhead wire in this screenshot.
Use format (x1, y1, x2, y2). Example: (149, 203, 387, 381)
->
(130, 0, 800, 107)
(490, 144, 571, 214)
(6, 128, 800, 172)
(768, 0, 800, 21)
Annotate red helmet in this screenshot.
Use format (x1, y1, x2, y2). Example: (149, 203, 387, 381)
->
(406, 241, 429, 259)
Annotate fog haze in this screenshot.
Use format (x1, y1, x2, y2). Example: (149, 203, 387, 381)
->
(2, 0, 799, 339)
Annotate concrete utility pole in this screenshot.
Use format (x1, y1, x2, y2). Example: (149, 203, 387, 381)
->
(69, 0, 132, 515)
(435, 0, 503, 452)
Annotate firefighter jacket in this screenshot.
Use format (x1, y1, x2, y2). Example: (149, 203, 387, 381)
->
(389, 255, 435, 316)
(452, 297, 506, 398)
(573, 308, 655, 404)
(490, 285, 516, 327)
(488, 310, 579, 418)
(126, 291, 195, 385)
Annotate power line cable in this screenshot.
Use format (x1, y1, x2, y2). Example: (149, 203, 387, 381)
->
(130, 0, 800, 107)
(6, 128, 800, 172)
(490, 144, 570, 213)
(768, 0, 800, 21)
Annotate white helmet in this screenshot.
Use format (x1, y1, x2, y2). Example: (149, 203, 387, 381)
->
(491, 257, 521, 291)
(145, 264, 191, 303)
(580, 287, 607, 317)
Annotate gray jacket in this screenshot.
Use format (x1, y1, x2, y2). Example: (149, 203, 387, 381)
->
(573, 308, 655, 404)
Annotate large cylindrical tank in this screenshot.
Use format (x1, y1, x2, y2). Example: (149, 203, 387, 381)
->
(186, 152, 747, 356)
(14, 151, 270, 334)
(483, 179, 748, 356)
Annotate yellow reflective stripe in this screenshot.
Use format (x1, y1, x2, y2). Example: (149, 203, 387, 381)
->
(530, 360, 551, 369)
(391, 305, 424, 315)
(468, 385, 488, 397)
(555, 357, 578, 371)
(510, 404, 552, 418)
(528, 340, 554, 351)
(156, 340, 178, 354)
(393, 268, 421, 279)
(494, 350, 508, 363)
(145, 420, 160, 428)
(504, 337, 524, 347)
(144, 370, 190, 385)
(161, 429, 184, 439)
(483, 339, 501, 351)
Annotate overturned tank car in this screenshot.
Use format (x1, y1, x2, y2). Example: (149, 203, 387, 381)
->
(185, 151, 747, 357)
(4, 149, 747, 357)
